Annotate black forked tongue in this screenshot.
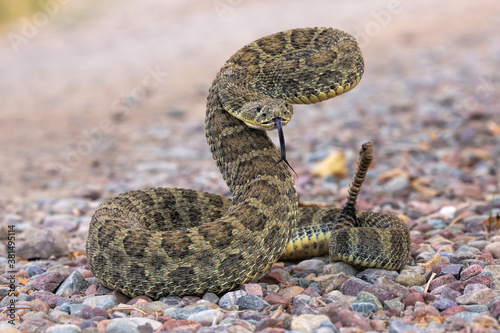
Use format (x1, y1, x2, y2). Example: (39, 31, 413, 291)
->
(273, 118, 298, 177)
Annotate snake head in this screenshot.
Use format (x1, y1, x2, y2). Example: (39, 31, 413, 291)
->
(238, 98, 293, 131)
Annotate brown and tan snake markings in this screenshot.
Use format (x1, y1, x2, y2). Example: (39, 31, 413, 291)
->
(86, 27, 410, 298)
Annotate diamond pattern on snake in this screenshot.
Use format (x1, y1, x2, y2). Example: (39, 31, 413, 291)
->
(86, 27, 411, 299)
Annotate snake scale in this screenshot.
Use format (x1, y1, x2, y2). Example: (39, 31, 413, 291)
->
(86, 27, 411, 299)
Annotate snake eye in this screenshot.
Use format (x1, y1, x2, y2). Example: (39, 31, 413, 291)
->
(256, 105, 262, 112)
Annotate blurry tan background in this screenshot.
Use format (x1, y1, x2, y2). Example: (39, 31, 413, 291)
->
(0, 0, 499, 206)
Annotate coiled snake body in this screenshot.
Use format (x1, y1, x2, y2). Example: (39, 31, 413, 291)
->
(87, 27, 410, 298)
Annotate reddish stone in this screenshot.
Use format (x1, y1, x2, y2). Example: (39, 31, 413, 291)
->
(30, 271, 65, 292)
(300, 287, 320, 298)
(429, 274, 457, 291)
(127, 295, 152, 305)
(463, 274, 493, 288)
(180, 296, 201, 306)
(432, 263, 449, 275)
(441, 305, 468, 318)
(413, 224, 434, 233)
(242, 283, 263, 297)
(490, 301, 500, 319)
(476, 250, 495, 264)
(337, 310, 371, 331)
(403, 293, 424, 308)
(264, 291, 289, 306)
(413, 304, 440, 317)
(419, 293, 437, 303)
(460, 264, 483, 280)
(162, 320, 200, 331)
(377, 292, 398, 305)
(85, 284, 99, 296)
(385, 308, 401, 317)
(258, 270, 286, 284)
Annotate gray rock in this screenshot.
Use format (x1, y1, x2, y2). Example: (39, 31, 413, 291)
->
(51, 198, 90, 214)
(432, 299, 457, 310)
(464, 305, 489, 312)
(439, 264, 463, 278)
(323, 262, 359, 276)
(218, 290, 247, 308)
(69, 303, 87, 316)
(350, 302, 376, 316)
(354, 291, 383, 310)
(105, 320, 139, 333)
(340, 277, 373, 296)
(56, 271, 89, 296)
(187, 309, 224, 324)
(159, 295, 182, 307)
(202, 292, 219, 304)
(42, 215, 79, 232)
(388, 320, 424, 333)
(313, 320, 339, 333)
(17, 228, 69, 259)
(448, 311, 480, 323)
(384, 297, 404, 312)
(237, 294, 269, 310)
(80, 305, 109, 319)
(82, 295, 117, 310)
(164, 304, 210, 319)
(106, 318, 162, 332)
(357, 268, 398, 283)
(297, 259, 326, 275)
(24, 264, 46, 277)
(46, 324, 82, 333)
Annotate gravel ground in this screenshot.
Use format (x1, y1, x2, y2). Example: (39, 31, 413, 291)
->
(1, 1, 500, 332)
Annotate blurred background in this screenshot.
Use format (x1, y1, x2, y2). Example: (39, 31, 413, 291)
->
(0, 0, 499, 208)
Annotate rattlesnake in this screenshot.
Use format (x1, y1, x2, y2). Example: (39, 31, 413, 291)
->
(86, 27, 411, 298)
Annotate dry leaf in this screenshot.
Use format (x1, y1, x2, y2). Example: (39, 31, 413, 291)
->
(411, 178, 441, 197)
(487, 120, 500, 135)
(377, 168, 408, 183)
(16, 277, 29, 285)
(312, 151, 347, 178)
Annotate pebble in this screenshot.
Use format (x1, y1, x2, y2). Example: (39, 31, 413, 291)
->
(337, 310, 371, 331)
(354, 291, 383, 310)
(218, 290, 246, 309)
(42, 215, 79, 232)
(187, 309, 224, 324)
(82, 295, 118, 310)
(164, 304, 210, 319)
(356, 268, 399, 283)
(236, 294, 269, 310)
(322, 262, 359, 276)
(394, 270, 426, 287)
(46, 324, 82, 333)
(388, 320, 424, 333)
(30, 271, 66, 293)
(340, 277, 373, 296)
(350, 302, 376, 316)
(455, 288, 498, 305)
(55, 271, 89, 296)
(485, 242, 500, 258)
(384, 297, 404, 312)
(290, 314, 331, 333)
(17, 228, 69, 259)
(298, 259, 326, 275)
(439, 264, 463, 278)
